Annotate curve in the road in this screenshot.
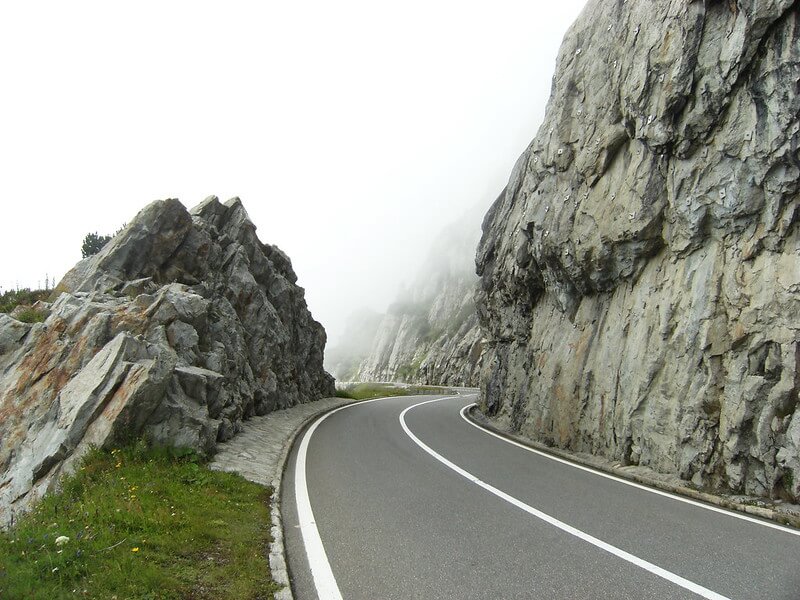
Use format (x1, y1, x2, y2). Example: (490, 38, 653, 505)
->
(295, 396, 394, 600)
(458, 404, 800, 538)
(292, 394, 800, 599)
(399, 397, 728, 600)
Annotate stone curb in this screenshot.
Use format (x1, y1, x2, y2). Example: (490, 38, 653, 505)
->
(267, 398, 362, 600)
(465, 406, 800, 531)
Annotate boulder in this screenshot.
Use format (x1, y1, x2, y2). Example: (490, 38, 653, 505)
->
(0, 196, 334, 525)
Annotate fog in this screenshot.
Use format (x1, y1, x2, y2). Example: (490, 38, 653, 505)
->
(0, 0, 588, 346)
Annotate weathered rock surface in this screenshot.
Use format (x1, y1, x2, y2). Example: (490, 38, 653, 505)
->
(351, 211, 486, 386)
(476, 0, 800, 501)
(0, 197, 334, 525)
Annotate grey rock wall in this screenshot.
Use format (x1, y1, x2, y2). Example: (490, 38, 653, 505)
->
(0, 197, 334, 525)
(476, 0, 800, 501)
(354, 211, 487, 387)
(356, 285, 483, 387)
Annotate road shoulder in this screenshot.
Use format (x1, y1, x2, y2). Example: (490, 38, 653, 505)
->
(210, 396, 361, 600)
(465, 405, 800, 530)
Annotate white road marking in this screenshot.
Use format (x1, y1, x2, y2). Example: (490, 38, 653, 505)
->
(459, 402, 800, 538)
(400, 396, 731, 600)
(296, 409, 344, 599)
(295, 396, 401, 600)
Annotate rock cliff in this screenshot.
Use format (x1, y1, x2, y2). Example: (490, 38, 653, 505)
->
(476, 0, 800, 501)
(0, 197, 334, 525)
(353, 212, 486, 387)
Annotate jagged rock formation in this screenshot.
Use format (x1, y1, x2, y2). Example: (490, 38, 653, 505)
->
(355, 212, 485, 386)
(0, 197, 334, 524)
(477, 0, 800, 501)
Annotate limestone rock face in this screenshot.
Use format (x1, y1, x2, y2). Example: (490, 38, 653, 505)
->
(355, 285, 483, 387)
(476, 1, 800, 501)
(354, 213, 485, 387)
(0, 197, 334, 524)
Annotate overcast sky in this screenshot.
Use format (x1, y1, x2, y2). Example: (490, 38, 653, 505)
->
(0, 0, 587, 344)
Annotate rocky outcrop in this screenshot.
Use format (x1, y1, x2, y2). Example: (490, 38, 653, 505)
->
(356, 290, 482, 387)
(355, 212, 486, 386)
(0, 197, 334, 525)
(477, 0, 800, 501)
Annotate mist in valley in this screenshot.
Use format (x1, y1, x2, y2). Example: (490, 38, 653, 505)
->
(326, 197, 493, 383)
(0, 1, 589, 358)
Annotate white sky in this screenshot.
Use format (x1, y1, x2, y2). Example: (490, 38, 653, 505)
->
(0, 0, 587, 344)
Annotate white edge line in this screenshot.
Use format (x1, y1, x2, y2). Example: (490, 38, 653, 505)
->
(295, 396, 404, 600)
(459, 403, 800, 538)
(400, 397, 730, 600)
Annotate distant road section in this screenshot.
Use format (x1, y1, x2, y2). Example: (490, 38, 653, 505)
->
(282, 395, 800, 600)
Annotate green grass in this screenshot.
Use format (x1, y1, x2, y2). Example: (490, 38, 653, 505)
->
(0, 288, 50, 315)
(0, 443, 278, 600)
(334, 382, 459, 400)
(14, 308, 47, 324)
(335, 382, 415, 400)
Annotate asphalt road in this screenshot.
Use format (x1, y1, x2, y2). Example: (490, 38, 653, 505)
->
(282, 394, 800, 599)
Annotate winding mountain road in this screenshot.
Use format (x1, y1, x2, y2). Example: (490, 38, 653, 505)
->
(282, 394, 800, 599)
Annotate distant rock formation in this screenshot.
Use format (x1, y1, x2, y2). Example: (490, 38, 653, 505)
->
(0, 197, 334, 525)
(476, 0, 799, 501)
(351, 209, 486, 387)
(324, 308, 384, 381)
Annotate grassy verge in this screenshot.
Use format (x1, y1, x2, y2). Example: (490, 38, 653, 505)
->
(0, 443, 278, 600)
(335, 382, 412, 400)
(334, 382, 459, 401)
